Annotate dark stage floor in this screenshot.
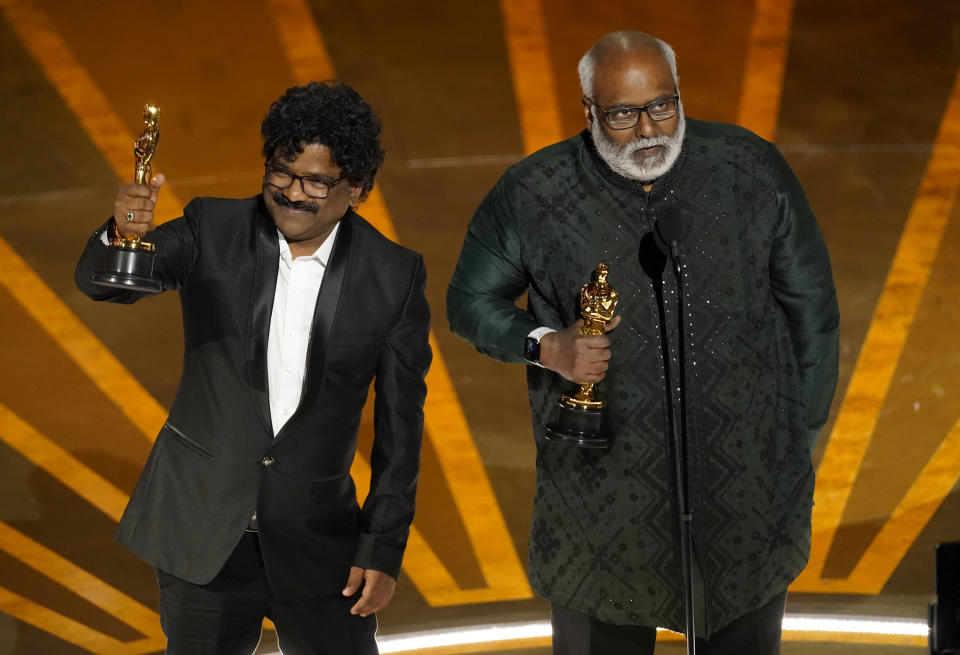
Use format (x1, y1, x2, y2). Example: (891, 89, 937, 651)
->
(1, 0, 959, 652)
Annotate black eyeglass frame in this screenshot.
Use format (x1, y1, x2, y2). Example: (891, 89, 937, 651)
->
(583, 94, 681, 130)
(263, 162, 347, 199)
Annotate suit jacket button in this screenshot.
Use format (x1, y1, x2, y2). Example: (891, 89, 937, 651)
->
(262, 456, 275, 467)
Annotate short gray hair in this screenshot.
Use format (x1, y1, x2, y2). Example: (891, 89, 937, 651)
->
(578, 31, 678, 98)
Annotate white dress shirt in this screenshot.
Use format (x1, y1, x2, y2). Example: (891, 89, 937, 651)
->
(266, 223, 339, 435)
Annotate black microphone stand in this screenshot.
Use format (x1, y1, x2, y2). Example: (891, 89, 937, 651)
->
(639, 226, 696, 655)
(667, 236, 696, 655)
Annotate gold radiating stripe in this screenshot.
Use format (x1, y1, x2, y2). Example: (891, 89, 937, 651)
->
(848, 415, 960, 591)
(0, 0, 183, 223)
(736, 0, 795, 141)
(397, 337, 534, 604)
(0, 586, 163, 655)
(264, 0, 336, 82)
(267, 0, 532, 604)
(0, 405, 165, 651)
(0, 521, 162, 648)
(793, 64, 960, 592)
(0, 403, 127, 522)
(499, 0, 565, 154)
(349, 436, 515, 606)
(0, 0, 175, 442)
(0, 236, 165, 440)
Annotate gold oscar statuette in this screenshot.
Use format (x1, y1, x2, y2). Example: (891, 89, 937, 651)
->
(90, 104, 164, 293)
(544, 263, 619, 448)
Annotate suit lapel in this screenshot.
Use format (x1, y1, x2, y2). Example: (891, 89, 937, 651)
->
(247, 196, 280, 436)
(304, 211, 351, 394)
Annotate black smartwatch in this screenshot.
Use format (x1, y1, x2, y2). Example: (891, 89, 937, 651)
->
(523, 335, 542, 365)
(523, 328, 554, 366)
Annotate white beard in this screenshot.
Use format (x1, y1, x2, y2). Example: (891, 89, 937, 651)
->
(591, 105, 686, 183)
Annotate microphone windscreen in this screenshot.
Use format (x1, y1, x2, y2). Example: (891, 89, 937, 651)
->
(639, 230, 668, 279)
(655, 201, 683, 245)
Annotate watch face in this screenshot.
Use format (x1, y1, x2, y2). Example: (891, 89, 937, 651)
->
(524, 336, 540, 363)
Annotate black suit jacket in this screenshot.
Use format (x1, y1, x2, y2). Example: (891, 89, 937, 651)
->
(75, 195, 431, 600)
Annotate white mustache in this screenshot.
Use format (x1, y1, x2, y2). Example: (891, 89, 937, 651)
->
(621, 134, 673, 155)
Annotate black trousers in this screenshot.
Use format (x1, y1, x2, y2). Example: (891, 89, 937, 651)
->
(550, 590, 787, 655)
(157, 532, 378, 655)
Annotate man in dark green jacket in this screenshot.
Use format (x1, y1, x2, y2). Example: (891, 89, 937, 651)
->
(447, 31, 838, 654)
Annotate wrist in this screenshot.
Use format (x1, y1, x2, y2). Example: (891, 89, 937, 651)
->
(523, 327, 555, 367)
(537, 332, 556, 370)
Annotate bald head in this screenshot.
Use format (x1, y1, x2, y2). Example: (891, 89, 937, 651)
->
(578, 31, 678, 98)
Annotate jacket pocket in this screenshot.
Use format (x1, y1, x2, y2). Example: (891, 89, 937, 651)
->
(163, 422, 215, 461)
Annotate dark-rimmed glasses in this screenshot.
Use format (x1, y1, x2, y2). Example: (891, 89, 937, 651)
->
(583, 94, 680, 130)
(263, 163, 346, 199)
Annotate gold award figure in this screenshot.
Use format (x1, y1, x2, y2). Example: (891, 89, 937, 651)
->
(90, 103, 164, 293)
(134, 105, 160, 183)
(545, 263, 618, 448)
(122, 104, 161, 250)
(567, 263, 619, 407)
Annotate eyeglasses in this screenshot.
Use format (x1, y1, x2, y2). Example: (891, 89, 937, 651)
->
(584, 94, 680, 130)
(263, 163, 346, 199)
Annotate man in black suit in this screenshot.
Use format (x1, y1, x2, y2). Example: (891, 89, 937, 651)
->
(75, 81, 432, 655)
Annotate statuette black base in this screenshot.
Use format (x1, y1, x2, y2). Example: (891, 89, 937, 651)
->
(91, 246, 163, 294)
(544, 399, 610, 449)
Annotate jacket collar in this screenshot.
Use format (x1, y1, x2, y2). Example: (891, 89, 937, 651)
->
(248, 195, 281, 436)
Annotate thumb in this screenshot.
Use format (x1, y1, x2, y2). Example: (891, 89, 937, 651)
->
(150, 173, 166, 190)
(342, 566, 364, 596)
(604, 315, 622, 332)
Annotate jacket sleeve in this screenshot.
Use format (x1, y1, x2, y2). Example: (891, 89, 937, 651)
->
(446, 174, 540, 363)
(74, 202, 202, 302)
(352, 254, 432, 578)
(768, 147, 840, 451)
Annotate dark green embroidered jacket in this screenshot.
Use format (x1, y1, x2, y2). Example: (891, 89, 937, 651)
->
(447, 120, 839, 635)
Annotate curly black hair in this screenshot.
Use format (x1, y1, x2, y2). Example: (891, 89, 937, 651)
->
(260, 81, 384, 200)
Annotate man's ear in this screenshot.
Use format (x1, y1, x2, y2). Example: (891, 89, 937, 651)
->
(582, 98, 595, 133)
(348, 185, 363, 208)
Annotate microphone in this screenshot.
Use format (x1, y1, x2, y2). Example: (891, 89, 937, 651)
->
(638, 231, 667, 279)
(654, 200, 683, 257)
(641, 200, 682, 278)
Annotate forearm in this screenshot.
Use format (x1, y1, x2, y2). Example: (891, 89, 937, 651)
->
(356, 385, 424, 577)
(355, 257, 432, 577)
(447, 282, 538, 364)
(446, 221, 540, 363)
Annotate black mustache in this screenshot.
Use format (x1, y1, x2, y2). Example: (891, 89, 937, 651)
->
(272, 192, 318, 213)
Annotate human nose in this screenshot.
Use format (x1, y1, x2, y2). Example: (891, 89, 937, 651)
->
(635, 110, 658, 138)
(283, 175, 310, 200)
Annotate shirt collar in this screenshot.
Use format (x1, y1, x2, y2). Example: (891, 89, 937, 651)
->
(276, 221, 341, 267)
